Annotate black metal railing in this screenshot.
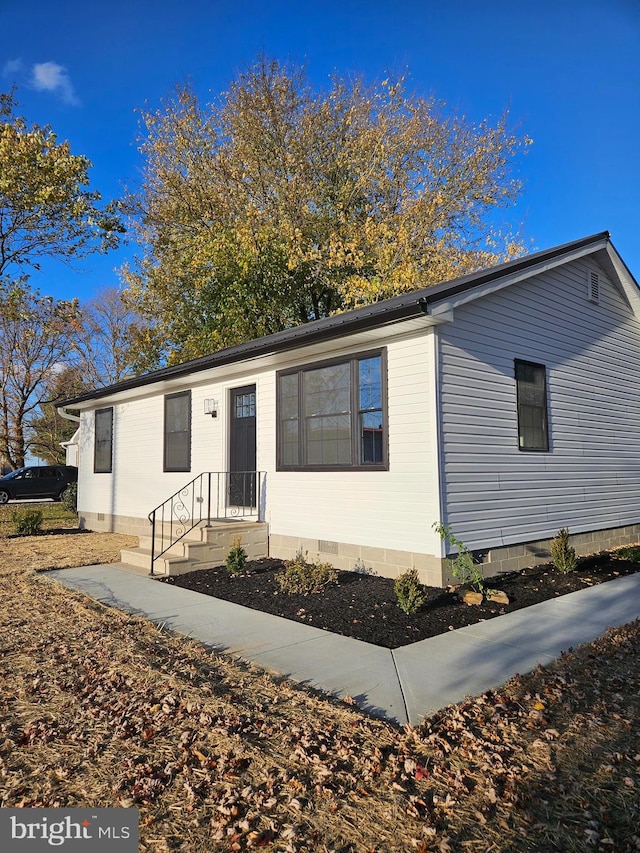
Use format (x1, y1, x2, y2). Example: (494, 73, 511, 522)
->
(148, 471, 263, 575)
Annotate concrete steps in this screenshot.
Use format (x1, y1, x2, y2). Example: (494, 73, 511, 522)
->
(120, 520, 269, 576)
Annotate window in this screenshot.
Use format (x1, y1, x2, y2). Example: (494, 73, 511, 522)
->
(515, 360, 549, 451)
(164, 391, 191, 472)
(277, 350, 387, 470)
(94, 408, 113, 473)
(235, 391, 256, 419)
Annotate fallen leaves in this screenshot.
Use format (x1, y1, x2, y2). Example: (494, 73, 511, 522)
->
(7, 531, 138, 572)
(1, 543, 640, 850)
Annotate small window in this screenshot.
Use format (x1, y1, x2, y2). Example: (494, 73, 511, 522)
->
(94, 408, 113, 473)
(235, 392, 256, 419)
(515, 360, 549, 452)
(277, 350, 387, 470)
(164, 391, 191, 472)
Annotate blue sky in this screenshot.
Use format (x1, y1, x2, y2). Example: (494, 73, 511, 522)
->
(2, 0, 639, 303)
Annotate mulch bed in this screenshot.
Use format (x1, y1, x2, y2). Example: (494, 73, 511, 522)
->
(159, 550, 640, 649)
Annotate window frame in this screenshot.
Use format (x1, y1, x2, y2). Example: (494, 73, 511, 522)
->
(163, 391, 192, 473)
(514, 359, 549, 452)
(94, 407, 114, 473)
(276, 348, 388, 471)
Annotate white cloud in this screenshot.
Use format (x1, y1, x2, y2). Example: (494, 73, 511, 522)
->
(2, 58, 23, 77)
(31, 61, 79, 106)
(1, 58, 80, 106)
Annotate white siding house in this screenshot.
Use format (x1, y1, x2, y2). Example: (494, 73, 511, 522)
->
(59, 233, 640, 586)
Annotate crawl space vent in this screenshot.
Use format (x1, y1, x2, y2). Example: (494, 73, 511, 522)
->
(587, 269, 600, 303)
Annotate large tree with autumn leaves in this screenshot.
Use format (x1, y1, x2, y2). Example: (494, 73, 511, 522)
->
(0, 90, 123, 288)
(123, 57, 531, 366)
(0, 90, 124, 468)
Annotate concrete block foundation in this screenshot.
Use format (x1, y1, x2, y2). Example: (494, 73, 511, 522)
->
(268, 524, 640, 588)
(81, 512, 640, 587)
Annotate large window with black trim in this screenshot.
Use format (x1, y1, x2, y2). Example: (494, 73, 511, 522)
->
(515, 359, 549, 451)
(94, 407, 113, 473)
(277, 350, 387, 470)
(164, 391, 191, 472)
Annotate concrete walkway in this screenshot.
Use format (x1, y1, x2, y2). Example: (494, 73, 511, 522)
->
(47, 564, 640, 727)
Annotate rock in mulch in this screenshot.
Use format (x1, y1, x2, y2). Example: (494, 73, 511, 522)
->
(486, 590, 510, 605)
(461, 589, 484, 606)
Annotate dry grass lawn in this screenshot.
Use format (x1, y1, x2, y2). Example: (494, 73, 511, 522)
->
(1, 522, 639, 851)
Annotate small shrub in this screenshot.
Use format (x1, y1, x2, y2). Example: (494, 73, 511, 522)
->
(353, 557, 373, 575)
(550, 527, 576, 573)
(12, 508, 43, 536)
(614, 545, 640, 563)
(276, 552, 338, 595)
(225, 537, 248, 575)
(433, 522, 485, 594)
(61, 482, 78, 513)
(394, 568, 427, 615)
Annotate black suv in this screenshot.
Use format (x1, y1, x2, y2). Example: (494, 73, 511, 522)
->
(0, 465, 78, 504)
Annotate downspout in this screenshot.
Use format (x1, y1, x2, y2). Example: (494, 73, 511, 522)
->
(57, 406, 81, 468)
(56, 406, 82, 517)
(418, 296, 450, 576)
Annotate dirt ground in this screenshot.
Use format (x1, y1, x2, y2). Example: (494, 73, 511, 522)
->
(1, 529, 639, 851)
(2, 528, 138, 572)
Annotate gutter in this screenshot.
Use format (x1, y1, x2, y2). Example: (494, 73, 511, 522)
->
(57, 406, 81, 423)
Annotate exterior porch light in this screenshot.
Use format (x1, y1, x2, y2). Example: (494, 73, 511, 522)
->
(204, 398, 219, 418)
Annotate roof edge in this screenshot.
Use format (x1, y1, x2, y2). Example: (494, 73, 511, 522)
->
(58, 231, 614, 408)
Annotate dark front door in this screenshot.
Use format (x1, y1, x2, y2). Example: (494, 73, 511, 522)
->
(229, 384, 257, 508)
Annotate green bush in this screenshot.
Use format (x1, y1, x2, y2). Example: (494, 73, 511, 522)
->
(433, 522, 485, 593)
(61, 482, 78, 513)
(394, 567, 427, 615)
(550, 527, 576, 573)
(225, 537, 248, 574)
(276, 552, 338, 595)
(614, 545, 640, 563)
(12, 508, 43, 536)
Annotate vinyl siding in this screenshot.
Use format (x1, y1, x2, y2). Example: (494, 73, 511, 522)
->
(266, 332, 440, 552)
(77, 328, 442, 556)
(78, 375, 266, 520)
(438, 257, 640, 550)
